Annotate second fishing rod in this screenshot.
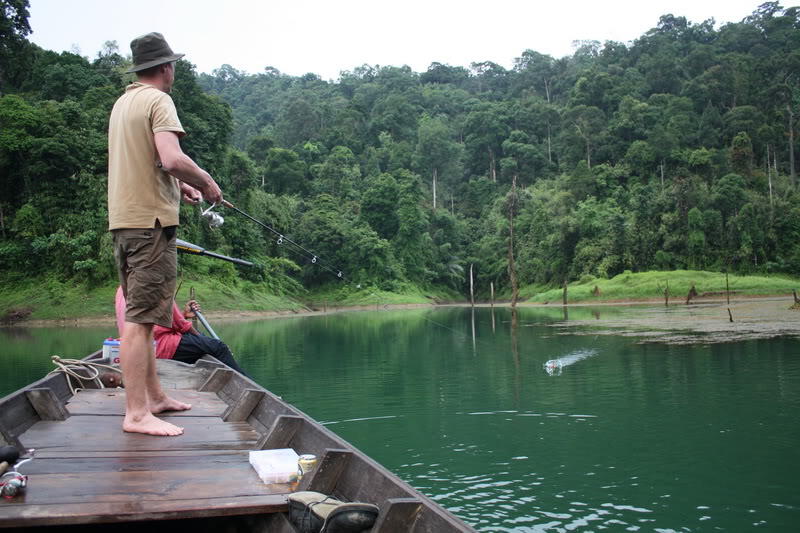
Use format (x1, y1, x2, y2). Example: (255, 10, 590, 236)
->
(200, 199, 347, 282)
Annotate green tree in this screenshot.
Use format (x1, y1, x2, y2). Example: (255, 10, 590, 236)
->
(310, 146, 361, 198)
(464, 101, 509, 181)
(500, 130, 546, 185)
(562, 105, 606, 168)
(686, 207, 706, 268)
(263, 148, 307, 195)
(415, 114, 463, 208)
(360, 173, 400, 240)
(730, 131, 755, 178)
(392, 169, 433, 282)
(0, 0, 31, 91)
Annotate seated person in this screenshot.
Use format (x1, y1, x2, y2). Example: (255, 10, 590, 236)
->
(115, 286, 248, 376)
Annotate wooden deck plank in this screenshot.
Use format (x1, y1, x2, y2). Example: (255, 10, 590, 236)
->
(20, 418, 258, 453)
(154, 360, 212, 390)
(0, 494, 288, 527)
(66, 389, 227, 417)
(0, 464, 288, 507)
(21, 452, 253, 475)
(31, 449, 252, 459)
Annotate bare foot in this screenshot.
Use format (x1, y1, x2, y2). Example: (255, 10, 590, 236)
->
(123, 412, 184, 436)
(150, 395, 192, 414)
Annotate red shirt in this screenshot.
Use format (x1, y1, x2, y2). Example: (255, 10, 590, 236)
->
(115, 286, 193, 358)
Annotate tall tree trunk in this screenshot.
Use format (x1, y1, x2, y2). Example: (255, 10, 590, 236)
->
(660, 160, 665, 189)
(767, 145, 774, 210)
(586, 139, 591, 169)
(489, 148, 496, 182)
(432, 168, 437, 209)
(507, 176, 519, 308)
(788, 103, 797, 185)
(775, 150, 779, 191)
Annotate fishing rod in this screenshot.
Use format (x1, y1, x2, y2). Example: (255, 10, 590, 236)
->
(176, 238, 254, 267)
(201, 200, 346, 281)
(193, 307, 219, 340)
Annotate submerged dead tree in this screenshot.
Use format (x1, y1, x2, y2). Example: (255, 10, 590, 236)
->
(469, 263, 475, 307)
(686, 283, 698, 305)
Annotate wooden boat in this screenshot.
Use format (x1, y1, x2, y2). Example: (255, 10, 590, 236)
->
(0, 353, 475, 532)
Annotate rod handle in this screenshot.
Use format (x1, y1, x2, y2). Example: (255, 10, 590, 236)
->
(195, 309, 220, 340)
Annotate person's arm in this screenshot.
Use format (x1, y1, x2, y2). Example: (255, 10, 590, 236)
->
(154, 131, 223, 204)
(171, 300, 193, 334)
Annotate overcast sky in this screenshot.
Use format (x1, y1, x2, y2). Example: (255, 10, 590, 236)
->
(28, 0, 762, 81)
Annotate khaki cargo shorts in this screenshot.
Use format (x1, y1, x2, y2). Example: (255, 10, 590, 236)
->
(112, 225, 177, 328)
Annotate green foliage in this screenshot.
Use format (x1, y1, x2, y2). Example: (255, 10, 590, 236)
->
(295, 194, 400, 286)
(0, 0, 31, 90)
(263, 147, 306, 195)
(310, 146, 361, 198)
(360, 173, 400, 239)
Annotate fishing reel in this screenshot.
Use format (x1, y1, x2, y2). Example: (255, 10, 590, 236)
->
(0, 447, 34, 500)
(201, 203, 225, 228)
(0, 473, 27, 499)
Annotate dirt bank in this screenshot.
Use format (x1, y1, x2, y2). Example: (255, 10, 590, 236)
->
(10, 302, 438, 328)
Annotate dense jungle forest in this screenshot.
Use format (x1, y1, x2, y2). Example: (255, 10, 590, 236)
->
(1, 1, 800, 302)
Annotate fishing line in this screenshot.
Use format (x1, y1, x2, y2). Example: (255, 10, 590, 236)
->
(202, 201, 346, 281)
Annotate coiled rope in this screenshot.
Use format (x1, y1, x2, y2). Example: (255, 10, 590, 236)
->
(48, 356, 122, 395)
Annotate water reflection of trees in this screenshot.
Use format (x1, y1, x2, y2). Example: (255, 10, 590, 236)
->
(0, 325, 114, 397)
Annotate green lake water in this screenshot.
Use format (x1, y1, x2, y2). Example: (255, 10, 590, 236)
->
(2, 306, 799, 531)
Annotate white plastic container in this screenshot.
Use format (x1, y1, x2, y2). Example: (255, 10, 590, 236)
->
(102, 338, 120, 364)
(101, 338, 155, 364)
(249, 448, 299, 484)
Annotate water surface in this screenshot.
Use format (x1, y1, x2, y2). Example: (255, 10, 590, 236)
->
(2, 306, 798, 531)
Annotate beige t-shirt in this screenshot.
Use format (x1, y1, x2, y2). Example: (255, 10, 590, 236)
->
(107, 82, 186, 230)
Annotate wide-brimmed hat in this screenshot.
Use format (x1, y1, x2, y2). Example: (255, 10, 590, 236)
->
(126, 32, 184, 73)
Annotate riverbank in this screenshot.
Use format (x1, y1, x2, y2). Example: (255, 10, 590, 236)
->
(14, 302, 440, 328)
(10, 294, 800, 347)
(3, 271, 799, 346)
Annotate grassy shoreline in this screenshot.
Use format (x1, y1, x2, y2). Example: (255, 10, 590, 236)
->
(1, 270, 798, 325)
(0, 276, 458, 323)
(522, 270, 800, 304)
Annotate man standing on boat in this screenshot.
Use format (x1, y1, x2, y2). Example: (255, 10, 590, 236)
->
(108, 32, 223, 436)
